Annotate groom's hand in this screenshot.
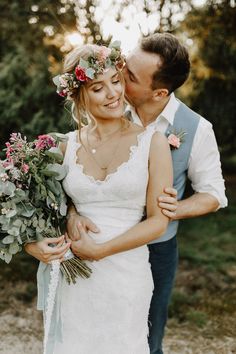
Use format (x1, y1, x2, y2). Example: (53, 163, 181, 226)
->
(67, 213, 100, 241)
(158, 187, 178, 219)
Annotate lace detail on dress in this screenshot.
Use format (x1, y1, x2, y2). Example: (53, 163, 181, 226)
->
(67, 128, 154, 185)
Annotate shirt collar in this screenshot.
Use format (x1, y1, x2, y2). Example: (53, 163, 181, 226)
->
(125, 93, 180, 127)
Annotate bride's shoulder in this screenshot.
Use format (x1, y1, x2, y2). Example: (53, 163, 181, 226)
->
(125, 122, 145, 137)
(59, 130, 78, 156)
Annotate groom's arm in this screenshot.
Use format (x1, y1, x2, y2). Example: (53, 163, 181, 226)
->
(159, 118, 227, 220)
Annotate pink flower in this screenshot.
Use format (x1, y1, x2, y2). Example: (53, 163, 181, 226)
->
(167, 134, 181, 149)
(9, 133, 19, 142)
(97, 46, 111, 62)
(59, 90, 67, 97)
(35, 135, 56, 150)
(22, 163, 29, 173)
(75, 66, 88, 82)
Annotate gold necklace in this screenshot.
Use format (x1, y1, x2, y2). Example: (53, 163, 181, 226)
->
(86, 122, 123, 154)
(85, 129, 122, 172)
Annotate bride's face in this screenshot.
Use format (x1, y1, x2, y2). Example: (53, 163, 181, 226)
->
(85, 68, 124, 121)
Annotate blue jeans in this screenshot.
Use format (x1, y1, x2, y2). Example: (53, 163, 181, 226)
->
(148, 236, 178, 354)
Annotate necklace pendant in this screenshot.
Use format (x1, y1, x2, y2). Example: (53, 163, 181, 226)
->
(91, 148, 96, 154)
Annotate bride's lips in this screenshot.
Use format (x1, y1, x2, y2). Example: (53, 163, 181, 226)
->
(104, 98, 121, 109)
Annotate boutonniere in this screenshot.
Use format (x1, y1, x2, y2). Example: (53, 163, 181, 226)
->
(167, 129, 187, 149)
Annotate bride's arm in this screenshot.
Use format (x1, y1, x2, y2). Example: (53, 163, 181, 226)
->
(71, 132, 173, 260)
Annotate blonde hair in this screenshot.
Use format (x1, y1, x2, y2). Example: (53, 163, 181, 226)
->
(63, 44, 125, 132)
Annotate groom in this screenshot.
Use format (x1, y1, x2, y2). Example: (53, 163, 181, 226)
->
(67, 33, 227, 354)
(121, 33, 227, 354)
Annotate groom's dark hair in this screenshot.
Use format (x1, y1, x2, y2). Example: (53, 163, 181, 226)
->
(140, 33, 190, 94)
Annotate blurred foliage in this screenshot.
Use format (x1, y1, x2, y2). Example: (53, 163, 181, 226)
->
(181, 0, 236, 158)
(0, 0, 235, 164)
(0, 0, 77, 145)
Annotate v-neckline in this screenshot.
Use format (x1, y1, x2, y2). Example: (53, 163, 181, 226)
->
(73, 129, 148, 184)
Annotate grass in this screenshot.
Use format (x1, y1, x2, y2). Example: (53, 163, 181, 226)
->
(169, 180, 236, 328)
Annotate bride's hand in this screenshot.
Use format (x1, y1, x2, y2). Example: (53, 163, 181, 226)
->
(67, 214, 100, 241)
(24, 235, 71, 264)
(70, 223, 103, 261)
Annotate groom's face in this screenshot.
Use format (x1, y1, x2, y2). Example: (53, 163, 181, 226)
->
(123, 47, 162, 108)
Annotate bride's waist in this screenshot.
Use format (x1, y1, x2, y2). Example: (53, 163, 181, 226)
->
(74, 204, 144, 230)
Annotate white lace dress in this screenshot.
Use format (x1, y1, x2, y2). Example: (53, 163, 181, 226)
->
(53, 128, 155, 354)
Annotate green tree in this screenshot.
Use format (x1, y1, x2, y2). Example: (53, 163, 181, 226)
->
(0, 0, 76, 147)
(182, 0, 236, 157)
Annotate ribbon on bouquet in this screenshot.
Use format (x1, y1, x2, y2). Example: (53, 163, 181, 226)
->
(43, 249, 74, 354)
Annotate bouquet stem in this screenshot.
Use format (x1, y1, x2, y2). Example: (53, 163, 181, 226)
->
(60, 252, 92, 284)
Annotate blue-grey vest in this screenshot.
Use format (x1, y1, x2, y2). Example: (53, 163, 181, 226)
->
(149, 100, 200, 244)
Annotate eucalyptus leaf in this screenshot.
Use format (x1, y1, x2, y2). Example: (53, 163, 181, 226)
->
(41, 169, 59, 177)
(2, 235, 14, 244)
(79, 58, 89, 68)
(13, 219, 22, 227)
(6, 209, 17, 218)
(85, 68, 95, 79)
(45, 148, 63, 162)
(8, 227, 20, 236)
(38, 218, 45, 228)
(109, 40, 121, 49)
(48, 132, 68, 143)
(52, 75, 60, 86)
(46, 163, 67, 181)
(9, 242, 20, 255)
(60, 201, 67, 216)
(21, 204, 35, 218)
(3, 181, 16, 196)
(4, 252, 12, 264)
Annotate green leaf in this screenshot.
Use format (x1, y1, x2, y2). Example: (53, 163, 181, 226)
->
(8, 227, 20, 236)
(6, 209, 17, 218)
(52, 75, 60, 87)
(47, 163, 67, 181)
(21, 204, 35, 218)
(13, 219, 22, 227)
(38, 218, 45, 228)
(85, 68, 95, 79)
(48, 190, 56, 202)
(4, 252, 12, 264)
(41, 169, 59, 177)
(45, 147, 63, 162)
(48, 132, 68, 143)
(2, 235, 14, 244)
(79, 58, 89, 68)
(9, 242, 20, 255)
(59, 201, 67, 216)
(109, 41, 121, 49)
(3, 181, 16, 196)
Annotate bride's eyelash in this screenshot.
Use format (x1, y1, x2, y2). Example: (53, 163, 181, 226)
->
(93, 87, 102, 92)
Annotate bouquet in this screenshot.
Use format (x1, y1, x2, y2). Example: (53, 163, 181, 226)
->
(0, 132, 92, 283)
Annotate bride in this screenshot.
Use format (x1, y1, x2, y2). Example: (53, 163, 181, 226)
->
(25, 42, 173, 354)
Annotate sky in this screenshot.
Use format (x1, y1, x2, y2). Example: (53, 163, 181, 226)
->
(67, 0, 207, 54)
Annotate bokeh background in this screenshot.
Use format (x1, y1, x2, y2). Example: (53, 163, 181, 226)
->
(0, 1, 235, 353)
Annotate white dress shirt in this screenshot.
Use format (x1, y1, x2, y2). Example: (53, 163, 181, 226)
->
(126, 93, 227, 208)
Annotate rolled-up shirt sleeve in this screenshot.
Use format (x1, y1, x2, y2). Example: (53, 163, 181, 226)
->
(187, 118, 228, 208)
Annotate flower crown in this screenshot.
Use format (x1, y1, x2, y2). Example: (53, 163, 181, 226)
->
(53, 41, 125, 99)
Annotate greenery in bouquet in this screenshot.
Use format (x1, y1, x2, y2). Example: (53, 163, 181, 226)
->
(0, 132, 91, 283)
